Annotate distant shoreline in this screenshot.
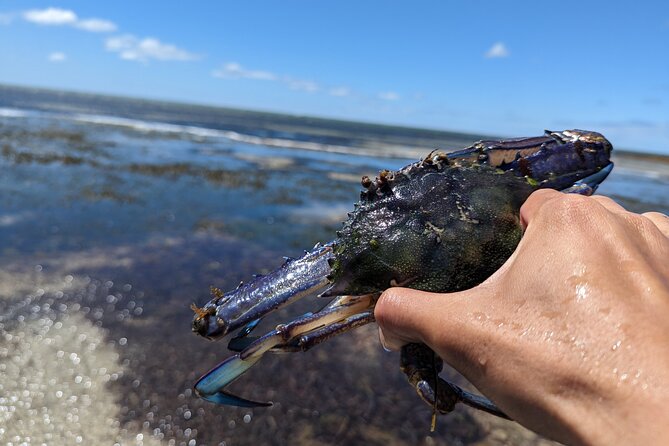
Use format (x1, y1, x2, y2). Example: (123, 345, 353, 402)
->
(1, 82, 667, 160)
(615, 150, 669, 164)
(0, 82, 493, 144)
(613, 151, 669, 179)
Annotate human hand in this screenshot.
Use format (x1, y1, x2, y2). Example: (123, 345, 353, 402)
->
(375, 190, 669, 445)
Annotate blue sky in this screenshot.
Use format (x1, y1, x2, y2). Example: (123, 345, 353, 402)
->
(1, 1, 668, 153)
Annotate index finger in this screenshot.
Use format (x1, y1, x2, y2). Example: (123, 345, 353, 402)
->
(519, 189, 561, 230)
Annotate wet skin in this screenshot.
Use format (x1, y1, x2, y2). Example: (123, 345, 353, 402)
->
(376, 190, 669, 446)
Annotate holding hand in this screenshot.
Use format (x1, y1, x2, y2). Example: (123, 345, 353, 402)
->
(375, 190, 669, 445)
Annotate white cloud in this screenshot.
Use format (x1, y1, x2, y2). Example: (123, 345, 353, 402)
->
(23, 7, 76, 25)
(75, 18, 117, 33)
(485, 42, 510, 58)
(286, 78, 319, 92)
(212, 62, 277, 80)
(378, 91, 400, 101)
(212, 62, 321, 93)
(105, 35, 200, 62)
(213, 62, 402, 102)
(21, 7, 116, 32)
(48, 52, 67, 62)
(329, 87, 351, 97)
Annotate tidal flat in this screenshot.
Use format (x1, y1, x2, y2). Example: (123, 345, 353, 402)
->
(1, 87, 667, 445)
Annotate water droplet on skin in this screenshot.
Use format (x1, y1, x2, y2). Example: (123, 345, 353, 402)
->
(575, 283, 589, 302)
(472, 311, 487, 321)
(612, 340, 622, 351)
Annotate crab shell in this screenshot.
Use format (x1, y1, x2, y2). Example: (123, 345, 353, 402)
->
(326, 160, 533, 296)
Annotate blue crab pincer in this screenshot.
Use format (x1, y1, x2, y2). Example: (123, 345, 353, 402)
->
(191, 129, 614, 427)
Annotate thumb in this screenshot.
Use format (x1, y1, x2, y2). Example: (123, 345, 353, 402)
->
(375, 285, 496, 371)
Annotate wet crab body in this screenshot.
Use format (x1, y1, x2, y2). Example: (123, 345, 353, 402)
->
(191, 130, 613, 422)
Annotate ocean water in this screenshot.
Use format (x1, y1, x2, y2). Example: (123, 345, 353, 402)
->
(0, 85, 667, 446)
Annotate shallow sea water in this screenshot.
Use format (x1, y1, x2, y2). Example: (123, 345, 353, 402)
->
(1, 90, 667, 446)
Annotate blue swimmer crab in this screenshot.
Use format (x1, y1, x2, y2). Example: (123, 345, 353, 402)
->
(191, 129, 613, 426)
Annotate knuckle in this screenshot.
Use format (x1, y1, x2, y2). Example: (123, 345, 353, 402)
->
(520, 189, 561, 227)
(642, 211, 669, 221)
(532, 188, 560, 199)
(540, 193, 594, 225)
(623, 212, 645, 226)
(606, 211, 669, 249)
(591, 195, 618, 207)
(631, 212, 667, 236)
(523, 189, 559, 209)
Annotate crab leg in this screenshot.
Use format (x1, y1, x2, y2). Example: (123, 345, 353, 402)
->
(192, 242, 335, 340)
(226, 294, 374, 352)
(239, 293, 378, 360)
(286, 311, 375, 351)
(227, 311, 375, 353)
(194, 293, 379, 406)
(401, 343, 509, 431)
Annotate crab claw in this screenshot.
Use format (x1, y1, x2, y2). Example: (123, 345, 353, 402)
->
(194, 353, 271, 407)
(561, 162, 614, 195)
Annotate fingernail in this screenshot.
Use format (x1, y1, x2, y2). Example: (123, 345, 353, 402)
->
(378, 328, 393, 352)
